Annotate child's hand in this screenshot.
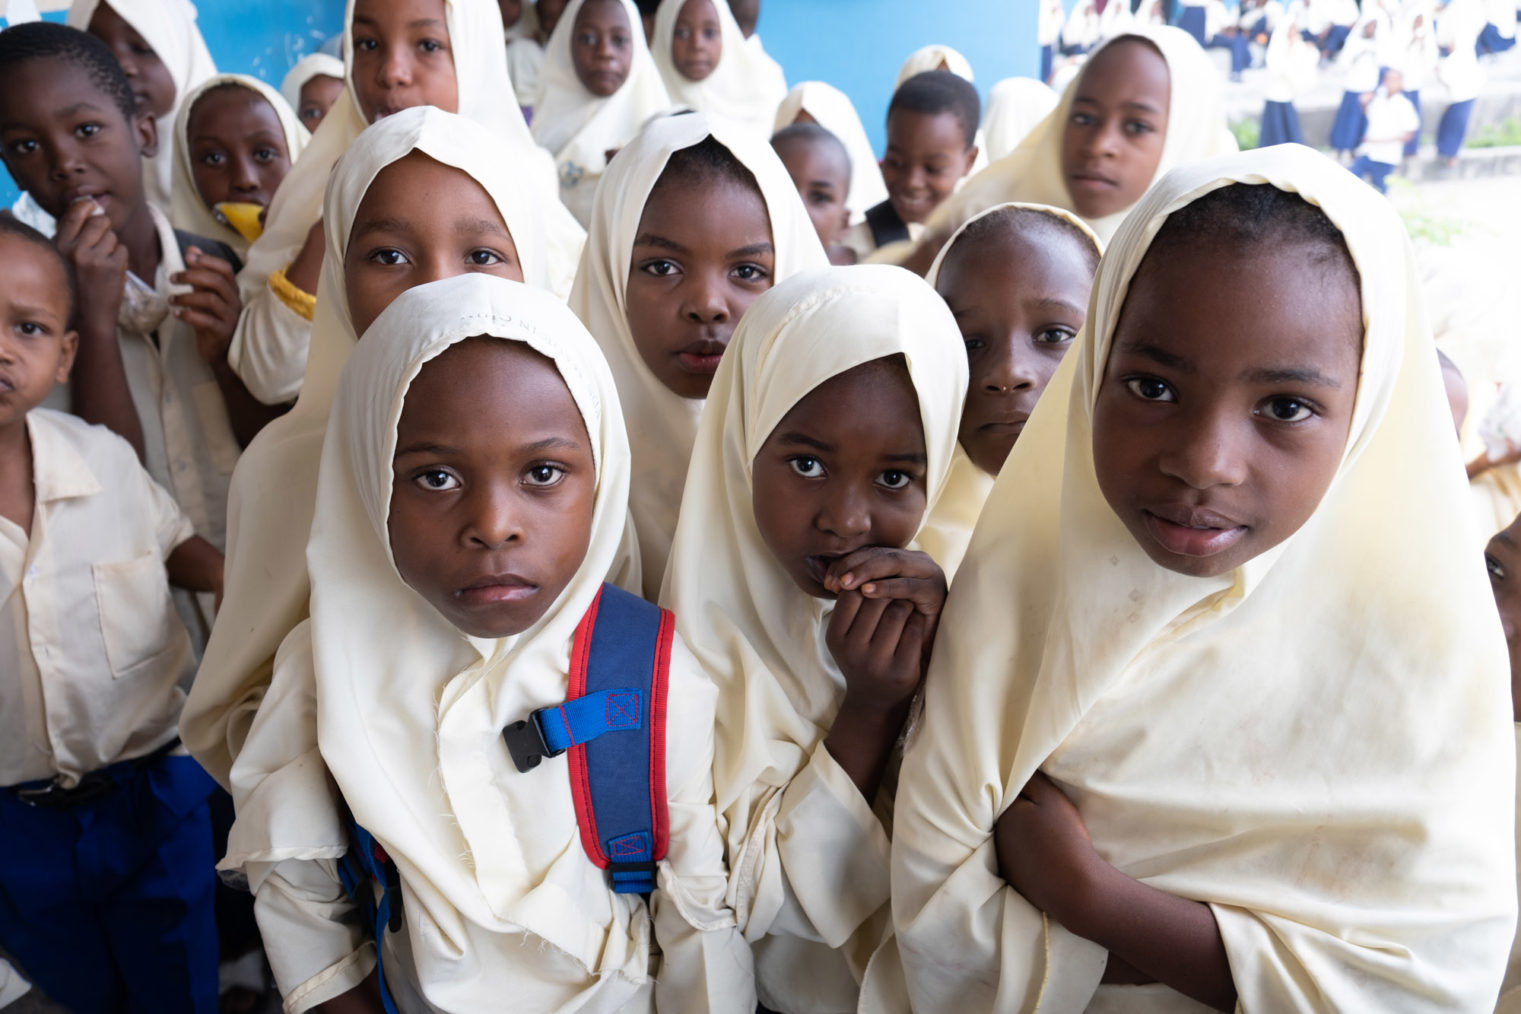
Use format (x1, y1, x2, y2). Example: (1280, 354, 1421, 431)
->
(170, 247, 243, 365)
(826, 585, 932, 717)
(824, 546, 947, 618)
(55, 199, 126, 334)
(994, 772, 1104, 928)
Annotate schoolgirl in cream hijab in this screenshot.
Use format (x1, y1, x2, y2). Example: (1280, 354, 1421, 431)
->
(880, 145, 1516, 1011)
(902, 25, 1235, 274)
(169, 74, 309, 259)
(660, 265, 966, 1014)
(568, 111, 826, 597)
(773, 81, 890, 227)
(183, 107, 572, 789)
(650, 0, 786, 143)
(530, 0, 672, 226)
(224, 274, 752, 1012)
(229, 0, 573, 406)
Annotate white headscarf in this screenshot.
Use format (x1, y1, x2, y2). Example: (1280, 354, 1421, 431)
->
(68, 0, 217, 214)
(231, 0, 569, 402)
(650, 0, 786, 143)
(169, 74, 310, 258)
(183, 107, 573, 788)
(980, 77, 1059, 163)
(224, 274, 680, 1007)
(658, 265, 965, 970)
(887, 144, 1517, 1012)
(568, 111, 827, 597)
(922, 25, 1236, 248)
(895, 43, 974, 87)
(530, 0, 672, 224)
(916, 201, 1100, 580)
(279, 52, 345, 112)
(773, 81, 889, 227)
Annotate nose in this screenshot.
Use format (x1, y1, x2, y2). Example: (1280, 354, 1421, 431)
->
(982, 338, 1040, 394)
(378, 45, 414, 88)
(229, 154, 260, 194)
(681, 274, 730, 325)
(463, 482, 524, 549)
(1083, 117, 1122, 161)
(47, 138, 85, 182)
(595, 34, 618, 61)
(1158, 408, 1249, 490)
(815, 483, 871, 540)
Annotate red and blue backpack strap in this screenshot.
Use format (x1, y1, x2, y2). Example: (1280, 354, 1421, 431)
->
(335, 804, 402, 1014)
(501, 583, 673, 894)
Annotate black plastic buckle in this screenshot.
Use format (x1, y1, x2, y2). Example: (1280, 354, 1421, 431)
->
(14, 771, 116, 809)
(503, 710, 563, 773)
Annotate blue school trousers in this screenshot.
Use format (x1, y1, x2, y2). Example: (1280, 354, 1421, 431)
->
(1210, 33, 1252, 75)
(1348, 154, 1395, 193)
(1177, 4, 1207, 45)
(1259, 100, 1304, 146)
(1041, 43, 1054, 82)
(1438, 97, 1475, 158)
(1329, 89, 1367, 150)
(1320, 23, 1352, 58)
(0, 753, 219, 1013)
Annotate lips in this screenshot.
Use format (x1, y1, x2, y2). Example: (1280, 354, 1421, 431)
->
(675, 338, 728, 375)
(1067, 169, 1119, 190)
(805, 552, 845, 589)
(979, 416, 1028, 435)
(1142, 504, 1248, 559)
(455, 573, 538, 606)
(0, 375, 15, 394)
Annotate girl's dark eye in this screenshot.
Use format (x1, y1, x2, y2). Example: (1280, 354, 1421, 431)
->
(414, 469, 459, 491)
(1264, 397, 1313, 423)
(788, 455, 824, 478)
(420, 38, 443, 53)
(1034, 327, 1077, 345)
(525, 464, 565, 487)
(370, 248, 409, 266)
(77, 123, 102, 139)
(733, 263, 769, 283)
(467, 248, 505, 266)
(355, 38, 378, 52)
(10, 139, 38, 155)
(254, 147, 279, 162)
(1126, 119, 1155, 135)
(878, 470, 912, 490)
(1487, 553, 1506, 583)
(641, 258, 678, 277)
(199, 151, 225, 166)
(17, 321, 45, 337)
(962, 336, 986, 354)
(1125, 377, 1175, 403)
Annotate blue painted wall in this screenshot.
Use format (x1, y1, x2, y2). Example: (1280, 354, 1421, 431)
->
(1, 0, 1038, 202)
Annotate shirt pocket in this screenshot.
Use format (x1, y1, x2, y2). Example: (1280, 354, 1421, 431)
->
(92, 552, 188, 680)
(192, 380, 241, 475)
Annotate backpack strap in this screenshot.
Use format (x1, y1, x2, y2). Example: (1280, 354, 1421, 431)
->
(174, 228, 244, 273)
(501, 583, 673, 894)
(865, 199, 912, 249)
(335, 805, 402, 1014)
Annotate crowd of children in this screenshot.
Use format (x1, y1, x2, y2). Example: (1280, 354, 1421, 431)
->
(0, 0, 1519, 1012)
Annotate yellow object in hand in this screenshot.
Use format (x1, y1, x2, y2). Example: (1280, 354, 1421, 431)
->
(214, 202, 265, 243)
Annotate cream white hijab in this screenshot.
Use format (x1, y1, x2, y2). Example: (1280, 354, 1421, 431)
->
(568, 111, 826, 598)
(279, 52, 345, 113)
(169, 74, 309, 258)
(68, 0, 217, 214)
(980, 77, 1059, 163)
(659, 264, 965, 945)
(650, 0, 786, 143)
(183, 107, 566, 788)
(530, 0, 672, 224)
(225, 274, 672, 1006)
(921, 25, 1235, 250)
(917, 202, 1100, 581)
(231, 0, 568, 401)
(773, 81, 889, 227)
(887, 145, 1517, 1012)
(895, 43, 974, 87)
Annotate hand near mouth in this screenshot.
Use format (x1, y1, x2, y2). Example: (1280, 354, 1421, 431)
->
(822, 545, 947, 620)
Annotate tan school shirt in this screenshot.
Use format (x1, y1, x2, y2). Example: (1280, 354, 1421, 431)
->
(0, 409, 195, 788)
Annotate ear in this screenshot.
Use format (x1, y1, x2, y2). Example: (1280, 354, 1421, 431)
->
(962, 143, 980, 177)
(135, 110, 159, 159)
(56, 329, 79, 384)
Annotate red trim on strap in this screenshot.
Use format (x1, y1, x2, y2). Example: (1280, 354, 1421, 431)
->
(648, 606, 674, 861)
(567, 588, 607, 867)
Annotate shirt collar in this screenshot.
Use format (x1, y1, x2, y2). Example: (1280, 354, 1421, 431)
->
(27, 412, 104, 505)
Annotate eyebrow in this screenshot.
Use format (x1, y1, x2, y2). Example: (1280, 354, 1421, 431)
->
(10, 302, 62, 322)
(1031, 297, 1086, 315)
(778, 432, 832, 452)
(521, 436, 584, 454)
(1497, 531, 1518, 551)
(1239, 366, 1343, 389)
(728, 241, 775, 259)
(352, 216, 416, 241)
(54, 101, 108, 118)
(1115, 339, 1191, 372)
(632, 232, 687, 254)
(883, 451, 929, 465)
(1072, 96, 1162, 116)
(395, 441, 458, 457)
(455, 216, 510, 237)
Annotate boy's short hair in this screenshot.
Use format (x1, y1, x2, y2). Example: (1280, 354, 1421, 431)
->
(0, 214, 77, 326)
(889, 70, 981, 150)
(952, 205, 1101, 275)
(0, 21, 137, 123)
(656, 134, 764, 199)
(771, 122, 851, 177)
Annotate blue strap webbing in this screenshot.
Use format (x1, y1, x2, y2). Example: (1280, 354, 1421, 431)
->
(534, 687, 645, 754)
(337, 816, 401, 1014)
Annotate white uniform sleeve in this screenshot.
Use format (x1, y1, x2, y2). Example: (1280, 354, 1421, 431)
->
(227, 280, 312, 406)
(248, 858, 376, 1013)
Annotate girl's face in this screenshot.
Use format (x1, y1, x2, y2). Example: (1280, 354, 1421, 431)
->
(1091, 240, 1361, 579)
(497, 0, 524, 29)
(390, 339, 596, 638)
(87, 2, 176, 120)
(345, 152, 524, 336)
(1060, 38, 1170, 221)
(350, 0, 459, 123)
(538, 0, 569, 37)
(1484, 514, 1521, 722)
(297, 74, 345, 133)
(571, 0, 634, 97)
(187, 87, 292, 214)
(752, 359, 928, 599)
(624, 170, 774, 399)
(937, 225, 1094, 477)
(672, 0, 723, 82)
